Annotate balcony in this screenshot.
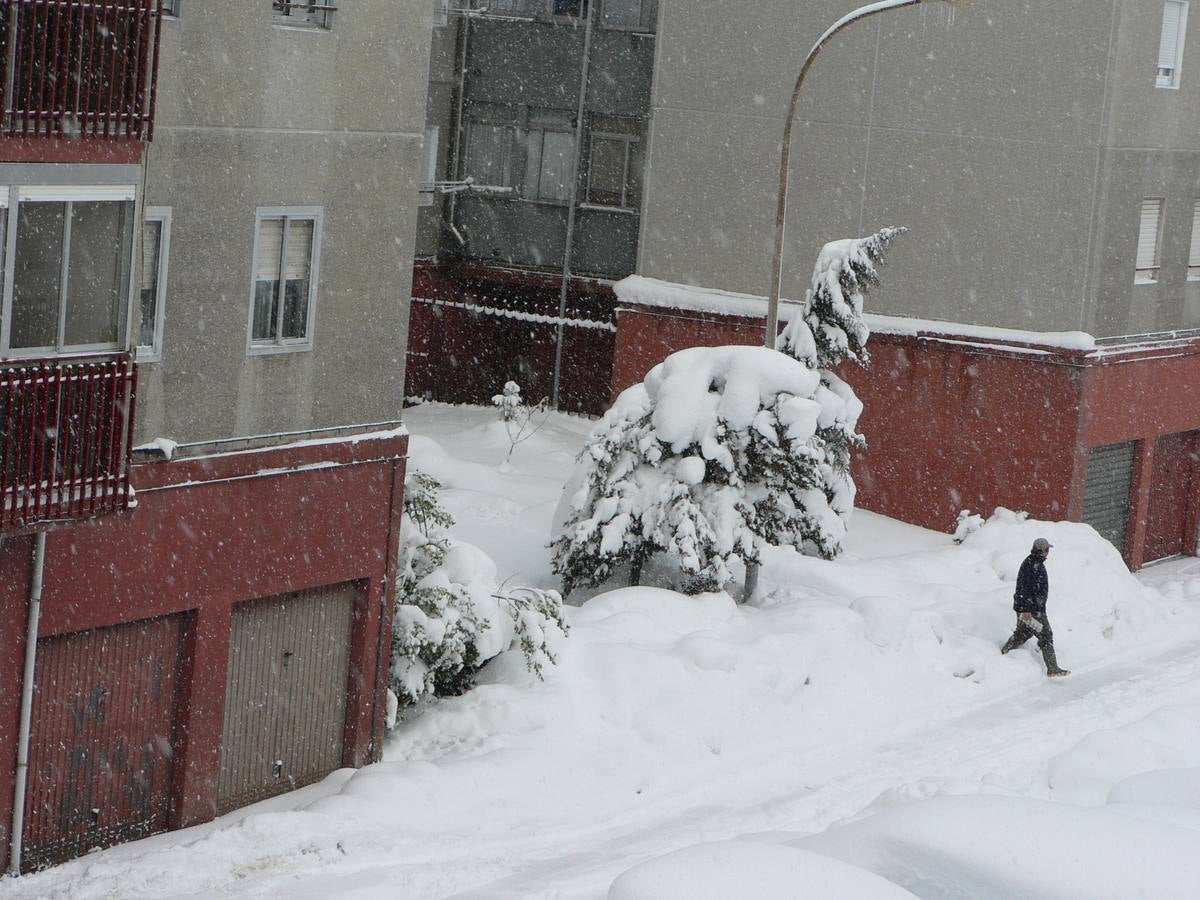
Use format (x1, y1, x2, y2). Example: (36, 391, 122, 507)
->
(0, 0, 163, 142)
(0, 352, 137, 530)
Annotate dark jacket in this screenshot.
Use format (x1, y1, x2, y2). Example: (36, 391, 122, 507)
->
(1013, 553, 1049, 613)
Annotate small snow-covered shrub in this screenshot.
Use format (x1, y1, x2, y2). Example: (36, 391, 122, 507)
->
(496, 587, 568, 679)
(952, 510, 985, 544)
(491, 380, 550, 460)
(391, 471, 569, 714)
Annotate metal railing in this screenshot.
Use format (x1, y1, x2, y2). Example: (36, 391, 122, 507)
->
(0, 353, 137, 529)
(0, 0, 163, 140)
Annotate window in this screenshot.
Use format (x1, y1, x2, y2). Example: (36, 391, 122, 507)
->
(465, 121, 515, 188)
(272, 1, 335, 29)
(552, 0, 587, 18)
(601, 0, 642, 29)
(1135, 198, 1164, 283)
(1156, 1, 1189, 88)
(249, 209, 321, 352)
(525, 127, 576, 203)
(585, 115, 642, 209)
(433, 0, 448, 27)
(162, 0, 181, 17)
(138, 208, 171, 361)
(1189, 200, 1200, 280)
(3, 187, 135, 355)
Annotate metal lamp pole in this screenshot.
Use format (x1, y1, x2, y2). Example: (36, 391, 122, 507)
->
(764, 0, 973, 349)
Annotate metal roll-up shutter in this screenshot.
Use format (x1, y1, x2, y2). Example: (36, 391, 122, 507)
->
(22, 615, 187, 871)
(1082, 441, 1136, 554)
(217, 583, 358, 815)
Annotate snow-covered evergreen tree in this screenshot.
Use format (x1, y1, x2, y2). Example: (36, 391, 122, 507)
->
(552, 346, 837, 596)
(392, 471, 568, 715)
(552, 228, 904, 598)
(779, 226, 905, 526)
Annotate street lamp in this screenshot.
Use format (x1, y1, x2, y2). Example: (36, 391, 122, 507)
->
(764, 0, 974, 349)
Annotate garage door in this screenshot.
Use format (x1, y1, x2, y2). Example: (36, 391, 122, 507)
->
(1145, 431, 1197, 563)
(21, 615, 187, 871)
(1082, 441, 1136, 556)
(217, 583, 357, 814)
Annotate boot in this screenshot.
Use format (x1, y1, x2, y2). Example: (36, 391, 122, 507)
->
(1042, 643, 1070, 677)
(1000, 634, 1019, 655)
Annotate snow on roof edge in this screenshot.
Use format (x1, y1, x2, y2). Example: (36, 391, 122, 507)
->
(614, 276, 1097, 353)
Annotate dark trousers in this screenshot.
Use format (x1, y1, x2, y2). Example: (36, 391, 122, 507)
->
(1001, 610, 1065, 673)
(1003, 611, 1054, 653)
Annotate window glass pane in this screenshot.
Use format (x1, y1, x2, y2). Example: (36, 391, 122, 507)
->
(553, 0, 586, 16)
(253, 280, 279, 341)
(538, 130, 576, 202)
(11, 201, 64, 349)
(602, 0, 641, 27)
(162, 0, 180, 16)
(139, 220, 161, 349)
(254, 218, 284, 341)
(65, 200, 131, 347)
(282, 219, 313, 340)
(588, 137, 627, 206)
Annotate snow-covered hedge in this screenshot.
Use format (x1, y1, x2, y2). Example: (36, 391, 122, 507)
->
(391, 472, 568, 715)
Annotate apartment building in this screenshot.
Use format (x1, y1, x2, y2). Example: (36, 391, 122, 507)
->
(2, 0, 426, 871)
(407, 0, 657, 414)
(611, 0, 1200, 568)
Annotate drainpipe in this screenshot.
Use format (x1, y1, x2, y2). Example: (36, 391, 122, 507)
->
(8, 531, 47, 876)
(550, 2, 595, 410)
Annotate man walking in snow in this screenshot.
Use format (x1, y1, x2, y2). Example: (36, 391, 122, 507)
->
(1000, 537, 1070, 677)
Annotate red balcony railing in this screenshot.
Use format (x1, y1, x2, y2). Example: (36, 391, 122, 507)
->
(0, 0, 163, 140)
(0, 353, 137, 530)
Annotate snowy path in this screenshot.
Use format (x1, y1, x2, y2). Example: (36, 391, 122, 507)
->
(427, 634, 1200, 899)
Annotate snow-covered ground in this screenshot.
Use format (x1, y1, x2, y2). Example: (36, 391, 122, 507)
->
(10, 402, 1200, 900)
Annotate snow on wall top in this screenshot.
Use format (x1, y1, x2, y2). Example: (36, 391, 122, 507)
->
(614, 275, 1098, 353)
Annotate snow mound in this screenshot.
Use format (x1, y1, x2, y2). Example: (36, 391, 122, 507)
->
(1042, 704, 1200, 803)
(1109, 767, 1200, 809)
(637, 345, 820, 450)
(608, 840, 918, 900)
(798, 794, 1200, 900)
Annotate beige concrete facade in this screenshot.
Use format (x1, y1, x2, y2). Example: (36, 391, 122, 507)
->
(136, 0, 429, 443)
(639, 0, 1200, 339)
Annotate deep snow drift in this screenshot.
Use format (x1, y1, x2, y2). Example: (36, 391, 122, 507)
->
(9, 403, 1200, 900)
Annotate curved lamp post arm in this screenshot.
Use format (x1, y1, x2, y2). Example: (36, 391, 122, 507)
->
(764, 0, 971, 349)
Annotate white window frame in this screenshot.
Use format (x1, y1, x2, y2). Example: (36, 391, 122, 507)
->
(1135, 198, 1165, 285)
(1188, 199, 1200, 281)
(586, 131, 638, 209)
(1156, 0, 1189, 89)
(272, 1, 335, 31)
(137, 207, 171, 363)
(246, 207, 323, 356)
(0, 184, 138, 358)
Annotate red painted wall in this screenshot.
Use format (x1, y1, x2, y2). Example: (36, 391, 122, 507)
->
(0, 431, 407, 853)
(842, 341, 1084, 531)
(612, 304, 1088, 535)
